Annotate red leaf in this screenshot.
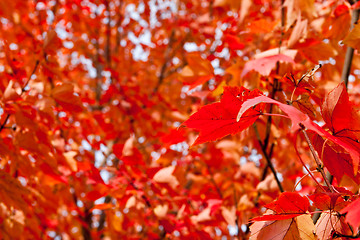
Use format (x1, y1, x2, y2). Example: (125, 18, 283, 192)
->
(241, 54, 295, 77)
(334, 4, 350, 17)
(340, 197, 360, 230)
(223, 34, 245, 50)
(160, 128, 186, 148)
(352, 1, 360, 10)
(237, 95, 360, 173)
(320, 82, 360, 176)
(251, 192, 309, 221)
(309, 192, 350, 211)
(313, 135, 359, 183)
(52, 83, 83, 112)
(321, 82, 357, 134)
(112, 139, 144, 166)
(183, 86, 263, 145)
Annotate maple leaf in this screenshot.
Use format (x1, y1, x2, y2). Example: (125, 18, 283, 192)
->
(296, 39, 337, 63)
(251, 192, 310, 221)
(343, 21, 360, 50)
(237, 94, 360, 173)
(223, 34, 245, 50)
(315, 211, 352, 240)
(294, 94, 316, 118)
(153, 165, 179, 189)
(313, 135, 360, 183)
(178, 52, 214, 90)
(320, 82, 360, 177)
(183, 86, 263, 145)
(308, 191, 352, 212)
(248, 19, 279, 34)
(250, 214, 316, 240)
(282, 72, 314, 95)
(340, 197, 360, 230)
(51, 83, 83, 112)
(321, 82, 360, 134)
(241, 54, 295, 77)
(288, 13, 308, 48)
(2, 80, 21, 102)
(323, 3, 351, 41)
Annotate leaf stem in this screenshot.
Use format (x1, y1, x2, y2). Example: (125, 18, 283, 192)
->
(292, 170, 318, 192)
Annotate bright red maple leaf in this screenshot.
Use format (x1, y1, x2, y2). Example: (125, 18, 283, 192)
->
(340, 197, 360, 230)
(238, 94, 360, 173)
(251, 192, 310, 221)
(183, 86, 263, 145)
(318, 82, 360, 180)
(309, 186, 353, 212)
(321, 82, 360, 135)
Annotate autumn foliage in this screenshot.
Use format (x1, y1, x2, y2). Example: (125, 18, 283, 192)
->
(3, 0, 360, 239)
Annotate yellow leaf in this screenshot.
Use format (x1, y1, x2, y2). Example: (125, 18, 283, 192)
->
(64, 151, 78, 172)
(343, 23, 360, 51)
(211, 80, 226, 97)
(111, 212, 123, 232)
(225, 61, 243, 86)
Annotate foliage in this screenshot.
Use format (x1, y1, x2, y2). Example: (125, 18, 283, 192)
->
(1, 0, 360, 239)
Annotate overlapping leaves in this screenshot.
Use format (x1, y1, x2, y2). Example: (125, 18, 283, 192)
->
(183, 86, 264, 145)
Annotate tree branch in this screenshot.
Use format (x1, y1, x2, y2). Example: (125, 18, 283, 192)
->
(153, 29, 176, 94)
(254, 124, 284, 192)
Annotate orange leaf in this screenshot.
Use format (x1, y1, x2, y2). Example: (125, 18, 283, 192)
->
(153, 165, 179, 189)
(250, 214, 316, 240)
(315, 211, 352, 239)
(52, 83, 83, 112)
(2, 80, 21, 102)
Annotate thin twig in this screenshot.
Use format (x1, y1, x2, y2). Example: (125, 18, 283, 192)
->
(232, 185, 245, 239)
(153, 29, 176, 94)
(115, 0, 124, 53)
(293, 133, 326, 192)
(254, 124, 284, 192)
(205, 163, 223, 198)
(299, 123, 334, 192)
(105, 0, 111, 66)
(262, 0, 285, 155)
